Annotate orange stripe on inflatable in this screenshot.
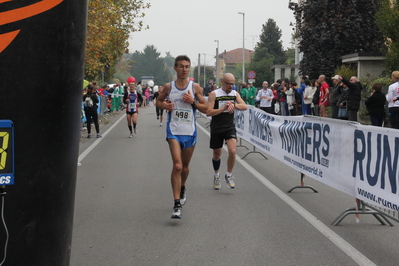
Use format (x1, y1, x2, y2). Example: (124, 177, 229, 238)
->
(0, 30, 20, 53)
(0, 0, 64, 26)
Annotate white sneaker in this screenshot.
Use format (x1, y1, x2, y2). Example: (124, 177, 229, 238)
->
(160, 123, 162, 127)
(129, 132, 133, 138)
(213, 175, 221, 190)
(134, 128, 138, 134)
(225, 174, 235, 189)
(171, 205, 182, 219)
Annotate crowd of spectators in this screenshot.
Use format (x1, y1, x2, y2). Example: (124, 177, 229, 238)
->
(235, 71, 399, 129)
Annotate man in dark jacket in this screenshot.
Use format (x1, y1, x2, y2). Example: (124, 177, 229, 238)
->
(330, 75, 342, 119)
(339, 76, 362, 121)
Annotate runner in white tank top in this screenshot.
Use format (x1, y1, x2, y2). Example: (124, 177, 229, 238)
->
(155, 55, 208, 219)
(166, 80, 196, 137)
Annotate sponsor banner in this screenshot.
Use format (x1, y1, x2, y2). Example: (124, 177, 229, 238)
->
(235, 106, 399, 212)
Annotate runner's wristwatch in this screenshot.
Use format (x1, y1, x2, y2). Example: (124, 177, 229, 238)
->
(191, 100, 198, 107)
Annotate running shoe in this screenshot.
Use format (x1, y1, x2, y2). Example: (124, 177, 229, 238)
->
(129, 132, 133, 138)
(87, 134, 91, 139)
(180, 188, 187, 206)
(97, 133, 102, 138)
(225, 174, 235, 189)
(171, 205, 182, 219)
(213, 176, 221, 190)
(160, 123, 162, 127)
(134, 128, 138, 134)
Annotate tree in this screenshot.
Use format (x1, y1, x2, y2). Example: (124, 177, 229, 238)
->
(290, 0, 386, 79)
(129, 45, 173, 85)
(85, 0, 150, 81)
(193, 66, 215, 87)
(247, 47, 274, 86)
(257, 19, 286, 65)
(376, 0, 399, 71)
(247, 18, 283, 86)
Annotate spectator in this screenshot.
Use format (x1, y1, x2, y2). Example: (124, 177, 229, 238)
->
(212, 83, 218, 92)
(136, 81, 143, 94)
(330, 75, 342, 119)
(286, 82, 296, 115)
(271, 83, 279, 114)
(278, 79, 289, 116)
(303, 79, 316, 115)
(386, 71, 399, 129)
(83, 85, 101, 138)
(318, 75, 330, 117)
(337, 82, 349, 120)
(247, 82, 257, 106)
(365, 83, 386, 127)
(256, 81, 274, 114)
(296, 76, 307, 115)
(312, 79, 320, 116)
(339, 76, 363, 121)
(240, 82, 248, 104)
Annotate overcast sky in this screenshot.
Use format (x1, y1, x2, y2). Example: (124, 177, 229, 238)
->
(128, 0, 295, 67)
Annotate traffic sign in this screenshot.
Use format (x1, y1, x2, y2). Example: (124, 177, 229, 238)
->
(247, 71, 256, 79)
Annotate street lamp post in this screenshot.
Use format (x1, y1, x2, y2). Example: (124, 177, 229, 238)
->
(203, 53, 206, 87)
(214, 40, 219, 84)
(238, 12, 245, 83)
(198, 53, 201, 83)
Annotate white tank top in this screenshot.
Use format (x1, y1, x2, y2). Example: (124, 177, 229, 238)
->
(166, 80, 197, 136)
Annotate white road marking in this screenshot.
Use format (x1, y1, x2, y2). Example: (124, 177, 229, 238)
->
(78, 114, 125, 163)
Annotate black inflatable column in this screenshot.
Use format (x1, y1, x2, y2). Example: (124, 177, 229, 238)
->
(0, 0, 87, 265)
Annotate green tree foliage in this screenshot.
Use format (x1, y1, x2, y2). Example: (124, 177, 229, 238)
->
(193, 66, 215, 87)
(376, 0, 399, 71)
(290, 0, 386, 79)
(248, 47, 274, 86)
(258, 19, 286, 64)
(129, 45, 173, 85)
(248, 19, 283, 86)
(85, 0, 150, 81)
(285, 48, 295, 65)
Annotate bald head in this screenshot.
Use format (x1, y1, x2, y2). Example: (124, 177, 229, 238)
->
(223, 73, 235, 81)
(222, 73, 235, 93)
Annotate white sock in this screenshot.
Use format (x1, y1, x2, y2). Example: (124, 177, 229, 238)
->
(226, 172, 232, 177)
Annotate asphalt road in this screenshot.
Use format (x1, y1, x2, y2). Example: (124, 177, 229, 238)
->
(70, 106, 399, 266)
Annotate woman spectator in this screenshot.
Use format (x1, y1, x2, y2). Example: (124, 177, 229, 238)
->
(386, 71, 399, 129)
(286, 82, 297, 116)
(365, 83, 386, 127)
(278, 79, 288, 116)
(271, 83, 279, 114)
(303, 79, 316, 115)
(312, 79, 320, 116)
(83, 85, 101, 138)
